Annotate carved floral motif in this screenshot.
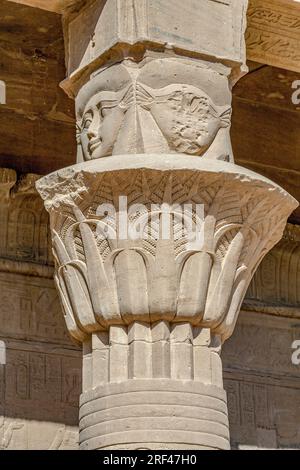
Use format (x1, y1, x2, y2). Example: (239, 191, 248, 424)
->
(37, 157, 297, 343)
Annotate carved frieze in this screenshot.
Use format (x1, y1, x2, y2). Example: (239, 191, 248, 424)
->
(0, 170, 81, 450)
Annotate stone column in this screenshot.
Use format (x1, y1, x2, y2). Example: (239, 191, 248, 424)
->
(36, 0, 297, 450)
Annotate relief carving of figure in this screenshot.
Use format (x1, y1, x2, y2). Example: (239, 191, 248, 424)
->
(76, 58, 233, 161)
(137, 83, 231, 156)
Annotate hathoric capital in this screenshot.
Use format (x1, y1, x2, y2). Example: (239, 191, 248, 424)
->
(75, 58, 233, 162)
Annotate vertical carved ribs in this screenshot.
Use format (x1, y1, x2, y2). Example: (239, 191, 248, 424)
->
(82, 322, 222, 390)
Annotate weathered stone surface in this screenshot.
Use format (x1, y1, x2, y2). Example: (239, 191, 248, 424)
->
(0, 0, 76, 174)
(0, 168, 52, 267)
(0, 276, 81, 448)
(247, 224, 300, 308)
(0, 418, 78, 450)
(1, 339, 80, 424)
(76, 58, 233, 162)
(223, 310, 300, 449)
(0, 169, 81, 449)
(246, 0, 300, 73)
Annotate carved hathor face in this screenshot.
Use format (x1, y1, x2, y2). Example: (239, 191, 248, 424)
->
(76, 59, 232, 160)
(76, 65, 133, 160)
(138, 83, 231, 156)
(78, 88, 133, 160)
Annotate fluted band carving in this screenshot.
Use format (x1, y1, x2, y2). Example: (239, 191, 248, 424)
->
(79, 379, 229, 450)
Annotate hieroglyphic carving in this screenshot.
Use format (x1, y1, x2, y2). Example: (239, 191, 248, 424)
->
(0, 272, 69, 343)
(48, 425, 78, 450)
(248, 2, 300, 33)
(2, 341, 81, 423)
(246, 28, 300, 68)
(247, 224, 300, 308)
(76, 58, 233, 162)
(246, 0, 300, 72)
(223, 310, 300, 375)
(226, 380, 241, 426)
(0, 170, 53, 267)
(0, 417, 78, 450)
(0, 169, 17, 255)
(223, 310, 300, 449)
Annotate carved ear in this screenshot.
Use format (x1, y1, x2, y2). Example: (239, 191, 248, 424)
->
(219, 107, 232, 128)
(76, 123, 82, 144)
(136, 83, 154, 110)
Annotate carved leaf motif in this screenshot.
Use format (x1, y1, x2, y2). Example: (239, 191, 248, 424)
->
(44, 165, 296, 342)
(73, 207, 120, 325)
(53, 231, 96, 332)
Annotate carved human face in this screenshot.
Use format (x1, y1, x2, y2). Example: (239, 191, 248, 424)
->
(143, 84, 231, 156)
(78, 89, 132, 160)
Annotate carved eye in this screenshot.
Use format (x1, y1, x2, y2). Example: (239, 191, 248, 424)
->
(100, 107, 110, 118)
